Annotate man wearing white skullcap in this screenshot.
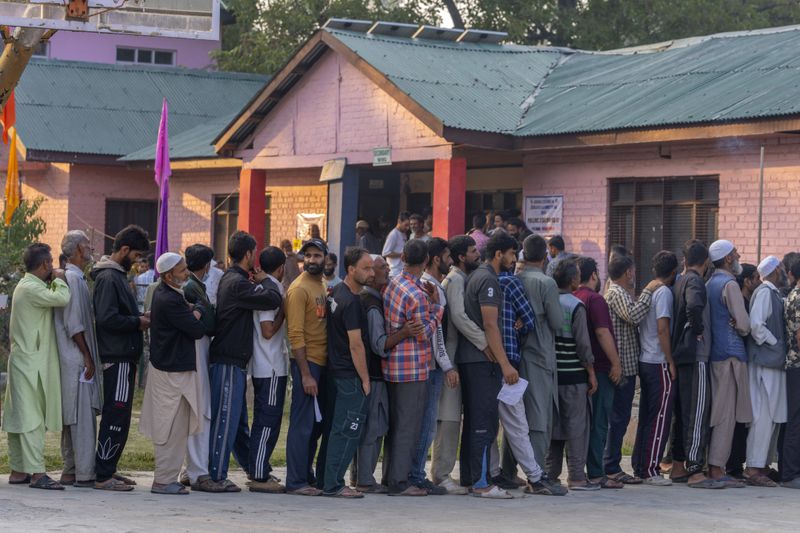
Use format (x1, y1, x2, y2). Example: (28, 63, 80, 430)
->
(139, 252, 210, 494)
(743, 256, 787, 486)
(705, 240, 752, 487)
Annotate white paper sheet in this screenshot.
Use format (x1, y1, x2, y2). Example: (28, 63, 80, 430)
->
(314, 396, 323, 422)
(497, 377, 528, 406)
(80, 367, 94, 384)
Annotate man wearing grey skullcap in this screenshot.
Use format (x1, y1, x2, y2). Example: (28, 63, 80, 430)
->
(705, 240, 752, 487)
(743, 256, 787, 487)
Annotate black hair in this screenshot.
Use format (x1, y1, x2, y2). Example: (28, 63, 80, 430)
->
(24, 243, 51, 272)
(791, 258, 800, 281)
(554, 259, 579, 290)
(410, 213, 424, 223)
(344, 246, 369, 271)
(783, 252, 800, 272)
(259, 246, 286, 274)
(403, 239, 428, 267)
(737, 263, 758, 288)
(507, 218, 525, 230)
(608, 254, 634, 281)
(485, 232, 517, 260)
(652, 250, 678, 279)
(327, 252, 338, 265)
(576, 256, 598, 283)
(494, 211, 506, 221)
(145, 254, 155, 268)
(548, 235, 565, 252)
(185, 244, 214, 272)
(397, 211, 411, 222)
(522, 234, 548, 262)
(448, 235, 475, 266)
(472, 213, 485, 229)
(112, 225, 150, 253)
(609, 245, 629, 261)
(684, 240, 708, 267)
(426, 237, 449, 267)
(228, 230, 257, 262)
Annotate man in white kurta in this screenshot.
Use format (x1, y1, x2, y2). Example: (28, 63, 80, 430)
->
(745, 256, 787, 486)
(3, 243, 70, 489)
(54, 231, 102, 487)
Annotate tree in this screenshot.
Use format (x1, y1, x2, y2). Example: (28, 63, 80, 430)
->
(214, 0, 442, 74)
(0, 27, 53, 109)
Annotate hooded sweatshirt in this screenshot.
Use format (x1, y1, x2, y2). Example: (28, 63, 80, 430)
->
(91, 255, 144, 364)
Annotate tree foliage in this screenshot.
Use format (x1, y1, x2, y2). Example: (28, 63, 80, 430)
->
(215, 0, 800, 74)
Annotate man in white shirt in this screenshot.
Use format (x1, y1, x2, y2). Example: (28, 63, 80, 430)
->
(382, 211, 410, 278)
(205, 259, 225, 306)
(745, 256, 787, 487)
(248, 246, 290, 494)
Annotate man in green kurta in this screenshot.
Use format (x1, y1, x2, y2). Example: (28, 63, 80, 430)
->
(3, 243, 71, 489)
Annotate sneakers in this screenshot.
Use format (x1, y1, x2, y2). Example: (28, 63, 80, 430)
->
(526, 477, 568, 496)
(415, 478, 447, 495)
(436, 476, 468, 495)
(644, 475, 673, 486)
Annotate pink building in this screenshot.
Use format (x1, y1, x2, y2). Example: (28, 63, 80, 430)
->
(211, 22, 800, 285)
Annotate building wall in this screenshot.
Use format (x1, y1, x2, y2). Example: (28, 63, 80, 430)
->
(21, 163, 70, 251)
(266, 169, 328, 244)
(46, 32, 219, 70)
(523, 136, 800, 279)
(242, 51, 452, 169)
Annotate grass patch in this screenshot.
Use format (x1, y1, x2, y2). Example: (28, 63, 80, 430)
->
(0, 383, 291, 474)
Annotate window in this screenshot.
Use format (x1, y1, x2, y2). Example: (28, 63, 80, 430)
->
(609, 177, 718, 292)
(212, 194, 272, 266)
(116, 47, 175, 66)
(32, 41, 49, 58)
(104, 200, 158, 255)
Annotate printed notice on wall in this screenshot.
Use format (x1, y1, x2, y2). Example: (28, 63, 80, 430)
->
(524, 195, 563, 239)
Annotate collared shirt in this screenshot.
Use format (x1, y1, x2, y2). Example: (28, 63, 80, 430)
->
(750, 280, 780, 346)
(382, 269, 444, 382)
(785, 286, 800, 369)
(604, 282, 653, 376)
(574, 285, 616, 374)
(498, 271, 535, 364)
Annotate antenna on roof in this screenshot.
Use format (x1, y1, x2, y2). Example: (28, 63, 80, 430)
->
(322, 18, 372, 33)
(413, 25, 463, 41)
(457, 29, 507, 44)
(368, 21, 418, 38)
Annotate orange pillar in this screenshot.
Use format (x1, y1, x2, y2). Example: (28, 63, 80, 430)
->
(432, 158, 467, 238)
(238, 168, 266, 248)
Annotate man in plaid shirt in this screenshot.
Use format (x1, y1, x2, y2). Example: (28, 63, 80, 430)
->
(382, 239, 444, 496)
(603, 253, 661, 484)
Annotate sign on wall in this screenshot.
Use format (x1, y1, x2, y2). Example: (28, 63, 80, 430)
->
(297, 213, 326, 244)
(524, 195, 563, 239)
(372, 147, 392, 167)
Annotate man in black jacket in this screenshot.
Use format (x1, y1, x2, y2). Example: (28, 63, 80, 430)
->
(208, 231, 282, 491)
(669, 240, 722, 489)
(92, 225, 150, 492)
(139, 252, 208, 495)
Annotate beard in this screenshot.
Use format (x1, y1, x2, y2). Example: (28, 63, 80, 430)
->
(464, 259, 480, 273)
(323, 267, 336, 277)
(732, 260, 743, 276)
(306, 262, 323, 275)
(120, 256, 133, 272)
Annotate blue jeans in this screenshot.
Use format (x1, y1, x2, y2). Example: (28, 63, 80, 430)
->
(587, 372, 615, 479)
(410, 368, 444, 485)
(604, 375, 636, 475)
(286, 360, 327, 491)
(208, 363, 250, 481)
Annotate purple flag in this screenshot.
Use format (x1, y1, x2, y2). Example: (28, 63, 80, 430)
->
(154, 98, 170, 273)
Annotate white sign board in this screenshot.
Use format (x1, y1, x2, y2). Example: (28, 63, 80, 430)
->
(372, 147, 391, 167)
(524, 195, 563, 239)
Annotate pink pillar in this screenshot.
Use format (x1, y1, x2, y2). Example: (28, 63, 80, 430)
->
(432, 158, 467, 238)
(238, 168, 266, 249)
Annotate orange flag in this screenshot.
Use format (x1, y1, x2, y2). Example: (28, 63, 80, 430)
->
(5, 128, 19, 226)
(1, 92, 15, 145)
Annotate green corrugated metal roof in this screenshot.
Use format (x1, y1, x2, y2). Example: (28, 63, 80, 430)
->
(16, 59, 267, 157)
(325, 25, 800, 137)
(120, 113, 236, 161)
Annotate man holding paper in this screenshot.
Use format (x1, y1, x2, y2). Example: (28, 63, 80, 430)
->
(55, 231, 102, 488)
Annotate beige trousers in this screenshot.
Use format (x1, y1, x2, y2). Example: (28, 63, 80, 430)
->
(154, 396, 192, 485)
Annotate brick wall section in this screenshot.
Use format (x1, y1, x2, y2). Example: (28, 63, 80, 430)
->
(22, 163, 70, 250)
(266, 169, 327, 244)
(523, 136, 800, 279)
(169, 168, 239, 251)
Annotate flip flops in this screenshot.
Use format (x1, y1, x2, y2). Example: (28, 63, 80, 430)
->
(688, 478, 726, 489)
(471, 486, 513, 499)
(112, 473, 137, 486)
(322, 486, 364, 499)
(592, 476, 624, 489)
(715, 475, 746, 488)
(9, 474, 32, 485)
(151, 482, 189, 495)
(29, 475, 65, 490)
(745, 474, 777, 488)
(95, 478, 134, 491)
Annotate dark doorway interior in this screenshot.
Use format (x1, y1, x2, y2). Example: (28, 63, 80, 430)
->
(358, 170, 401, 242)
(104, 199, 158, 254)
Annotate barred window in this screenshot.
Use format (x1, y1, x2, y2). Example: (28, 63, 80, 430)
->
(212, 194, 271, 267)
(609, 177, 719, 292)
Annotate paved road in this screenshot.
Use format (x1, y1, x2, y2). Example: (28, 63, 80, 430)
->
(2, 466, 799, 532)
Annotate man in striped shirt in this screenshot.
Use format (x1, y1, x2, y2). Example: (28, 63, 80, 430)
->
(382, 239, 444, 496)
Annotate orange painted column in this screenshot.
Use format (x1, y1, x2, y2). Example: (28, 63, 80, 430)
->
(237, 168, 266, 249)
(432, 158, 467, 238)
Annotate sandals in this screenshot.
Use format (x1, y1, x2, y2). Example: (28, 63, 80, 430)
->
(29, 474, 65, 490)
(9, 474, 32, 485)
(95, 478, 135, 491)
(322, 486, 364, 498)
(591, 476, 624, 489)
(745, 474, 778, 488)
(74, 480, 96, 488)
(288, 485, 323, 496)
(715, 475, 746, 488)
(112, 473, 137, 486)
(218, 479, 242, 492)
(608, 472, 643, 485)
(688, 478, 726, 489)
(471, 485, 513, 499)
(151, 482, 189, 495)
(193, 476, 229, 493)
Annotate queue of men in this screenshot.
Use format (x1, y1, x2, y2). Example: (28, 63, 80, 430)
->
(5, 219, 800, 498)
